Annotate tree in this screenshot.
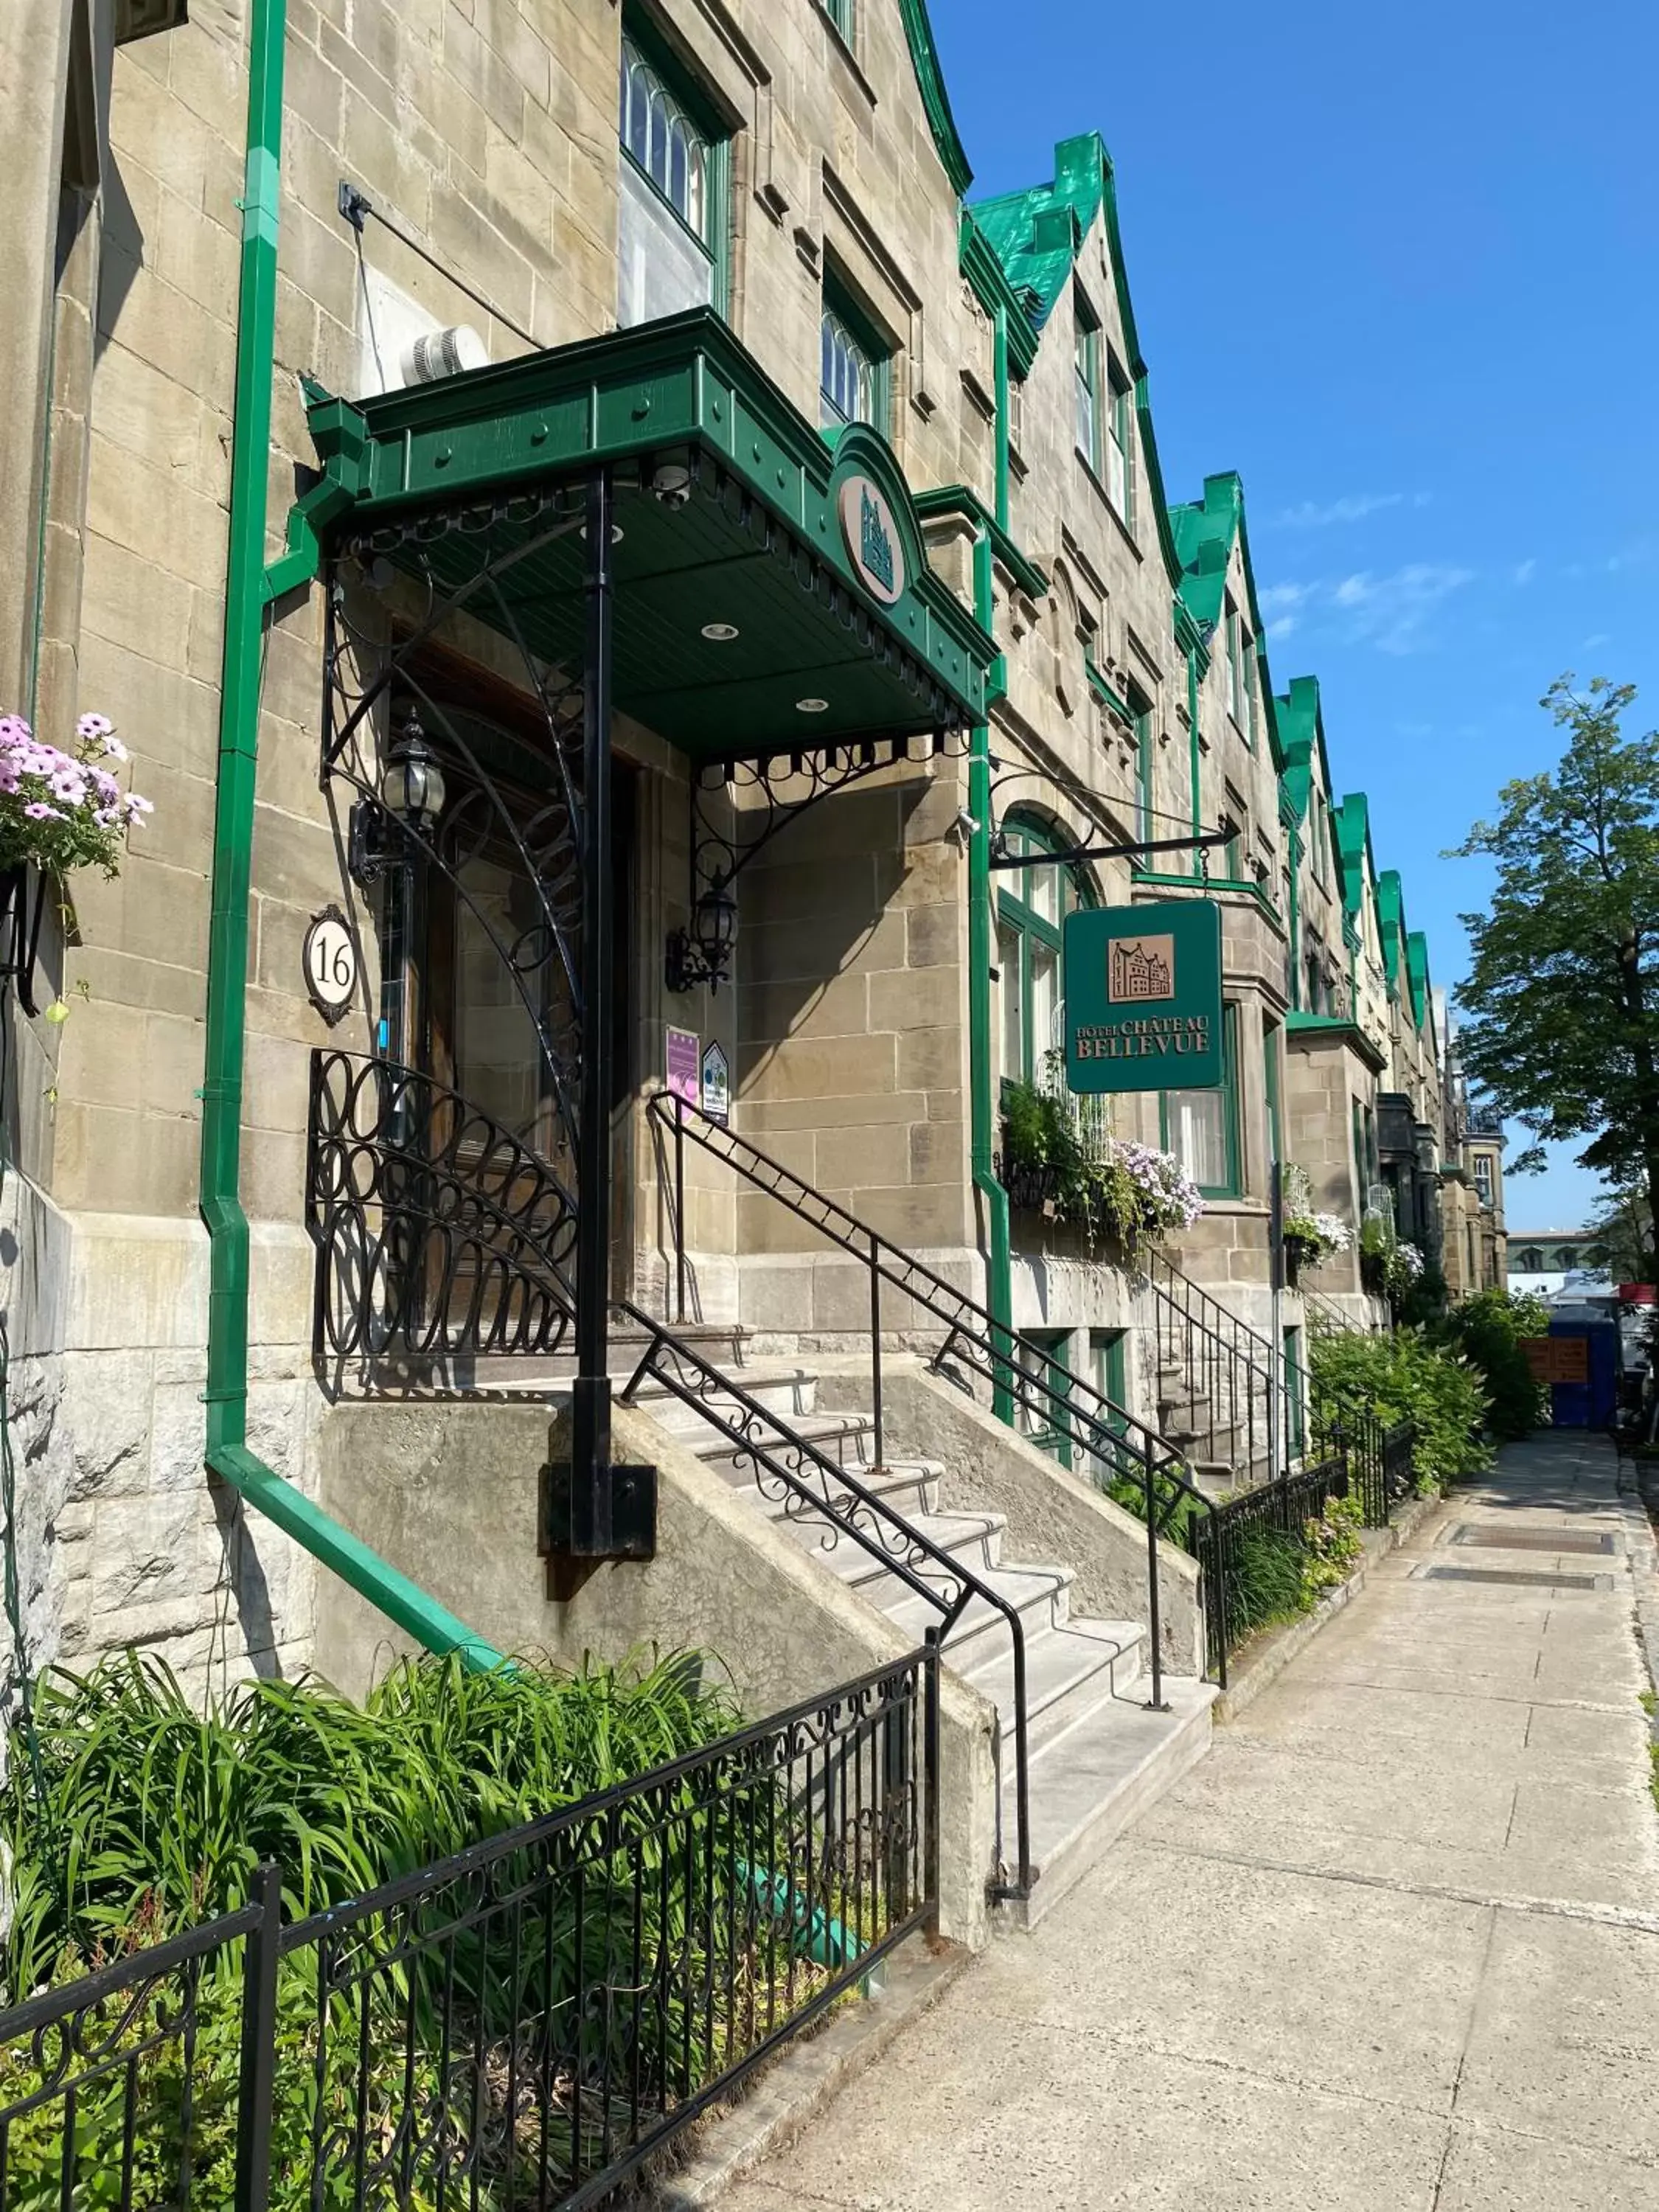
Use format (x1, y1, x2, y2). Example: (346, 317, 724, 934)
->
(1585, 1180, 1654, 1282)
(1452, 676, 1659, 1243)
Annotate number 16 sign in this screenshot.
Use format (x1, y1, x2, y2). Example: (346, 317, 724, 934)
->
(303, 904, 359, 1024)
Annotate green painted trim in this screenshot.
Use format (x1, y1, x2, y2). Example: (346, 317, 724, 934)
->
(1285, 1009, 1387, 1075)
(1286, 827, 1303, 1011)
(301, 309, 995, 725)
(967, 526, 1013, 1422)
(1405, 928, 1433, 1036)
(1084, 653, 1130, 723)
(895, 0, 973, 196)
(913, 484, 1048, 602)
(1167, 473, 1286, 774)
(202, 0, 507, 1677)
(1186, 645, 1201, 857)
(959, 208, 1037, 380)
(1130, 869, 1284, 931)
(821, 271, 892, 439)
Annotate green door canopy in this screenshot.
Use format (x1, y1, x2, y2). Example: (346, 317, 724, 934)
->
(294, 308, 993, 760)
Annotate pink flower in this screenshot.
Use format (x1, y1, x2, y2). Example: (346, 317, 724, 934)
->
(75, 714, 113, 740)
(123, 793, 153, 818)
(23, 802, 63, 822)
(0, 717, 29, 747)
(90, 768, 119, 802)
(50, 771, 86, 803)
(100, 734, 128, 762)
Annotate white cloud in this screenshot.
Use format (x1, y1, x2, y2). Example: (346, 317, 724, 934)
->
(1270, 492, 1405, 529)
(1582, 632, 1611, 650)
(1251, 565, 1475, 657)
(1325, 564, 1475, 654)
(1512, 558, 1537, 585)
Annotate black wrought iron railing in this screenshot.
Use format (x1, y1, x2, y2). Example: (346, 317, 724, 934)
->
(647, 1091, 1215, 1692)
(615, 1304, 1035, 1901)
(1143, 1250, 1295, 1489)
(1191, 1452, 1349, 1663)
(0, 1655, 935, 2210)
(307, 1048, 578, 1372)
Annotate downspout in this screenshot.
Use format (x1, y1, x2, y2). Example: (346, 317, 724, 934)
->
(970, 300, 1014, 1417)
(1186, 645, 1201, 871)
(200, 0, 503, 1669)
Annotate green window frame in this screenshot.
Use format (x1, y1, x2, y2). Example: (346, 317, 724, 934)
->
(1105, 361, 1133, 525)
(616, 19, 731, 325)
(1225, 606, 1246, 731)
(1283, 1324, 1306, 1455)
(819, 278, 890, 435)
(1161, 1004, 1242, 1199)
(1091, 1329, 1130, 1437)
(1074, 295, 1101, 473)
(1131, 689, 1155, 849)
(996, 816, 1093, 1086)
(1244, 633, 1259, 750)
(1018, 1330, 1074, 1471)
(1264, 1015, 1282, 1167)
(820, 0, 855, 39)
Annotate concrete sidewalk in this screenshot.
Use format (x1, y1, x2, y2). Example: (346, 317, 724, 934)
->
(720, 1433, 1659, 2211)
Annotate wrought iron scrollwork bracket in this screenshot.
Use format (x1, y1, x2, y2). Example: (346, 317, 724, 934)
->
(666, 726, 970, 993)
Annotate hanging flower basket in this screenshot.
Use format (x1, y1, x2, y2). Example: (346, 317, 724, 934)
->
(998, 1078, 1202, 1262)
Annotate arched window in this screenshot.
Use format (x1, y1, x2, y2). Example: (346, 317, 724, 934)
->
(616, 28, 726, 327)
(996, 816, 1094, 1088)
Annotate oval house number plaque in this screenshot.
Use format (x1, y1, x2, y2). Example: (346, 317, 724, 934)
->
(303, 904, 358, 1024)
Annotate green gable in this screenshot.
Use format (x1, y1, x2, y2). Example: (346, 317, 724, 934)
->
(1169, 472, 1285, 771)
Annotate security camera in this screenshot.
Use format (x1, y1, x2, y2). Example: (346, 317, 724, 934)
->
(950, 807, 981, 848)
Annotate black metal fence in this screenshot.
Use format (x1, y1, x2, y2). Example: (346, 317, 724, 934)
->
(1189, 1454, 1349, 1672)
(0, 1653, 936, 2211)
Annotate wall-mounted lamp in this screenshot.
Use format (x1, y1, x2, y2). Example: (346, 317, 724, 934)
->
(349, 712, 448, 884)
(665, 878, 739, 993)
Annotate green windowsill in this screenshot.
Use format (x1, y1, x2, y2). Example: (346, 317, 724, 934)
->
(1284, 1009, 1388, 1072)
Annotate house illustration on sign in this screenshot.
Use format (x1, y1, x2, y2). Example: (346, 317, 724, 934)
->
(1108, 936, 1175, 1001)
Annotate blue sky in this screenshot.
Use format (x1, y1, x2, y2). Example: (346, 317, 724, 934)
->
(933, 0, 1659, 1232)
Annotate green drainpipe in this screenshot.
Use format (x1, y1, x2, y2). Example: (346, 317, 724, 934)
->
(201, 0, 503, 1671)
(968, 524, 1013, 1421)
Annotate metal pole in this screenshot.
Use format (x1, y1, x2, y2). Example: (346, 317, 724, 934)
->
(869, 1243, 884, 1470)
(234, 1862, 281, 2212)
(674, 1097, 686, 1324)
(922, 1627, 942, 1921)
(571, 469, 616, 1549)
(1142, 1433, 1168, 1711)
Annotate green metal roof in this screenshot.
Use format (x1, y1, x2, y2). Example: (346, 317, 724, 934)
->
(293, 310, 994, 760)
(1335, 791, 1377, 924)
(1276, 674, 1332, 830)
(1169, 473, 1284, 771)
(970, 133, 1185, 594)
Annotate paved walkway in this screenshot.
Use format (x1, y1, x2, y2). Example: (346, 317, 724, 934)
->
(725, 1433, 1659, 2211)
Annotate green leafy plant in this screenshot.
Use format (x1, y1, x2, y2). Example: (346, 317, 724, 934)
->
(1436, 1287, 1550, 1440)
(998, 1077, 1200, 1259)
(1301, 1490, 1365, 1597)
(1308, 1326, 1492, 1490)
(1229, 1528, 1309, 1636)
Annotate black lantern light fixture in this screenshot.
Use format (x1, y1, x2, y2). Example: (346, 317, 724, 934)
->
(349, 712, 448, 883)
(664, 876, 739, 993)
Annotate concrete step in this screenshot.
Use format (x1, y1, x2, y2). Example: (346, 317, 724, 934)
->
(633, 1366, 824, 1430)
(467, 1321, 756, 1392)
(957, 1613, 1146, 1734)
(689, 1408, 877, 1474)
(996, 1676, 1217, 1930)
(883, 1559, 1074, 1666)
(785, 1507, 1008, 1590)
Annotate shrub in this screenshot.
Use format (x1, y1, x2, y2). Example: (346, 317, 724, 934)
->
(1308, 1326, 1492, 1490)
(1437, 1288, 1551, 1441)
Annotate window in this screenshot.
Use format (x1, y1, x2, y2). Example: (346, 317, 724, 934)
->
(997, 818, 1091, 1084)
(1105, 363, 1133, 524)
(1131, 687, 1155, 850)
(1244, 633, 1259, 749)
(1225, 605, 1246, 730)
(821, 0, 855, 38)
(1088, 1331, 1132, 1475)
(1162, 1005, 1241, 1197)
(1264, 1017, 1282, 1166)
(1074, 299, 1100, 473)
(1472, 1152, 1494, 1206)
(1283, 1325, 1306, 1455)
(1017, 1331, 1074, 1470)
(819, 284, 888, 433)
(617, 29, 724, 328)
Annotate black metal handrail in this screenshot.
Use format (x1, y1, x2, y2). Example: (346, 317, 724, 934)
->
(647, 1091, 1217, 1691)
(0, 1656, 934, 2209)
(614, 1301, 1034, 1901)
(307, 1047, 579, 1371)
(1143, 1249, 1294, 1489)
(1193, 1451, 1349, 1662)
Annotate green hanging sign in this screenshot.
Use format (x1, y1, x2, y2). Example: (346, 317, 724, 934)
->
(1063, 900, 1225, 1093)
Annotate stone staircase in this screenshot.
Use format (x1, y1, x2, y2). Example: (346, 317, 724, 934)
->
(627, 1333, 1217, 1930)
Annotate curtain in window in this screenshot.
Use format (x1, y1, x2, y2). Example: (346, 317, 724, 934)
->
(1167, 1088, 1228, 1189)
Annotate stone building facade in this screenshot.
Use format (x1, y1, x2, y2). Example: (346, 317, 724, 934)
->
(0, 0, 1497, 1771)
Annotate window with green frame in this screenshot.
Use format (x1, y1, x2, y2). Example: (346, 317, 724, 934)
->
(1074, 294, 1101, 473)
(616, 23, 728, 328)
(1225, 605, 1247, 731)
(1130, 685, 1155, 849)
(819, 278, 889, 434)
(1017, 1330, 1074, 1470)
(1105, 359, 1133, 524)
(1264, 1015, 1282, 1166)
(820, 0, 855, 39)
(1161, 1004, 1242, 1197)
(996, 818, 1093, 1085)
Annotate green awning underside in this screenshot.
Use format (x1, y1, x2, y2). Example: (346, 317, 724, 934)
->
(298, 310, 993, 761)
